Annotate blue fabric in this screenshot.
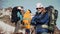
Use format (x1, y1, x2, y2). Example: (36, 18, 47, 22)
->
(36, 25, 48, 33)
(40, 12, 49, 24)
(17, 11, 23, 22)
(31, 12, 49, 25)
(31, 12, 49, 32)
(26, 29, 30, 34)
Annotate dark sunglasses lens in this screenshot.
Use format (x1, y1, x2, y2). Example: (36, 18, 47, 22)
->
(36, 8, 41, 10)
(36, 8, 38, 10)
(39, 8, 41, 9)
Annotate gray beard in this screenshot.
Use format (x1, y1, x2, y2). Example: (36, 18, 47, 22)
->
(37, 11, 41, 13)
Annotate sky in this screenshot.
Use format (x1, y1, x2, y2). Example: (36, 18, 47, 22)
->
(0, 0, 60, 30)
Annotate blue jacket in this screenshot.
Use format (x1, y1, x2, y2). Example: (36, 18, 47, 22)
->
(31, 11, 50, 32)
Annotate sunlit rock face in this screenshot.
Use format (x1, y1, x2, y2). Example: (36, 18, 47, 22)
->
(54, 26, 60, 34)
(0, 21, 25, 34)
(0, 21, 15, 34)
(0, 7, 12, 18)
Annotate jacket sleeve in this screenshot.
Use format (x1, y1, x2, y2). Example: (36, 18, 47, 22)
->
(40, 13, 49, 24)
(31, 16, 36, 25)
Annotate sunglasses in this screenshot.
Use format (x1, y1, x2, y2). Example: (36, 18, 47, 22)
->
(36, 8, 42, 10)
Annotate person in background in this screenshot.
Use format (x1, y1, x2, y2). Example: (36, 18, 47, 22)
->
(31, 3, 50, 34)
(23, 9, 32, 34)
(11, 6, 23, 34)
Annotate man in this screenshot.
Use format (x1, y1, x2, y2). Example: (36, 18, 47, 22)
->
(31, 3, 50, 34)
(11, 6, 23, 33)
(23, 9, 32, 34)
